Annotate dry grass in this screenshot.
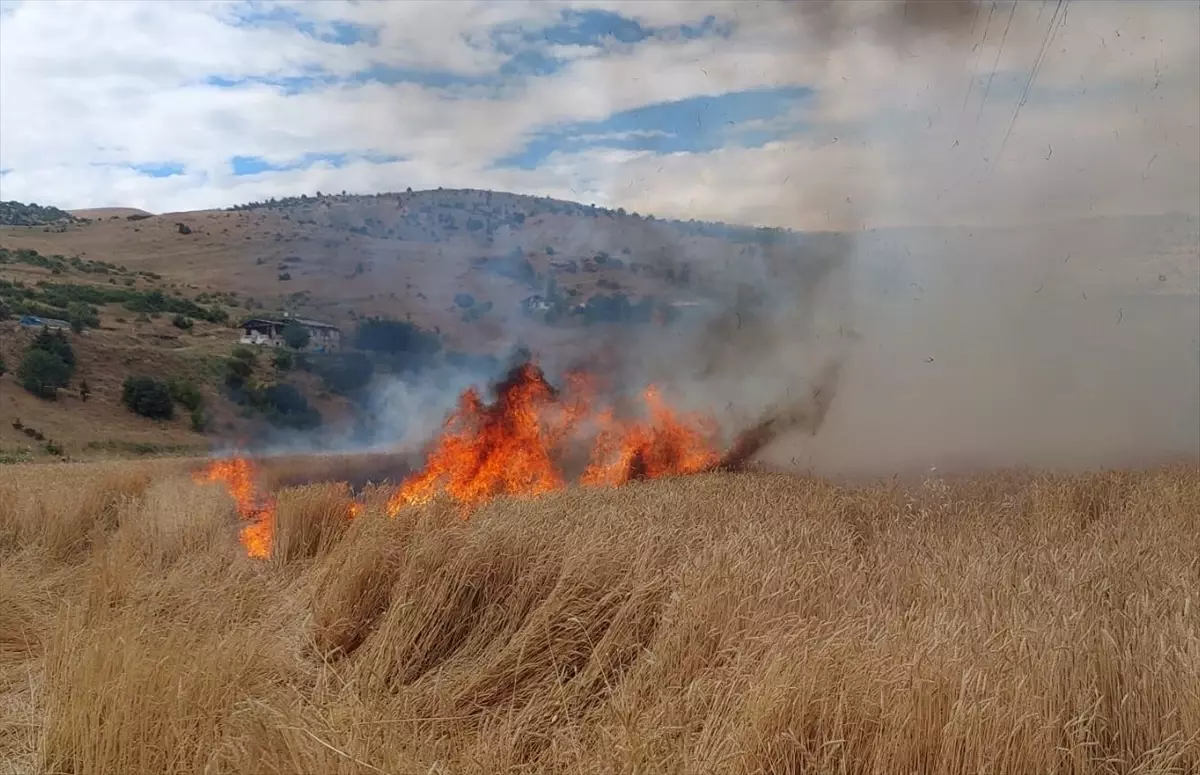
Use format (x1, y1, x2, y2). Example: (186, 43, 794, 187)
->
(0, 458, 1197, 774)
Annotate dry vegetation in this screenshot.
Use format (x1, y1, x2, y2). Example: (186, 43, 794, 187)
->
(1, 457, 1197, 774)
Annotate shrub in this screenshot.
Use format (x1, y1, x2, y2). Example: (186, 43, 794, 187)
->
(171, 314, 193, 330)
(189, 406, 207, 433)
(355, 317, 441, 357)
(18, 349, 72, 399)
(454, 293, 476, 309)
(273, 350, 293, 371)
(31, 327, 75, 371)
(231, 346, 257, 364)
(67, 301, 99, 332)
(122, 376, 175, 420)
(0, 354, 5, 376)
(313, 352, 374, 395)
(168, 377, 203, 412)
(278, 272, 292, 281)
(224, 357, 253, 389)
(254, 383, 321, 429)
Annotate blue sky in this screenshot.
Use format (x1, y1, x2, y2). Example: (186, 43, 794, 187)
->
(0, 0, 1195, 227)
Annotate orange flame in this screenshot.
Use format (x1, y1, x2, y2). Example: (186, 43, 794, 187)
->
(197, 362, 722, 558)
(387, 361, 720, 516)
(192, 456, 276, 559)
(581, 385, 719, 487)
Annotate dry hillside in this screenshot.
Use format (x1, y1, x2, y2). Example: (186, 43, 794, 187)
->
(1, 191, 1196, 462)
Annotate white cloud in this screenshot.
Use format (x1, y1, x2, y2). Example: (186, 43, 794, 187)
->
(0, 0, 1196, 228)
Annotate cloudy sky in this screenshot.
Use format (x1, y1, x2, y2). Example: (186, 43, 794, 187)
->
(0, 0, 1196, 229)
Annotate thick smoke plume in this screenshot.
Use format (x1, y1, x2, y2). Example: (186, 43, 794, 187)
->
(271, 0, 1198, 481)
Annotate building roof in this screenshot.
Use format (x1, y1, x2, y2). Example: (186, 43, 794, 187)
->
(239, 316, 340, 331)
(19, 315, 71, 328)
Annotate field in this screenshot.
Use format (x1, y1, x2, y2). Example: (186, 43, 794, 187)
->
(2, 457, 1197, 774)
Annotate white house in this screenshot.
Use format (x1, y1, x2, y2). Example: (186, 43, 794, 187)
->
(239, 315, 341, 352)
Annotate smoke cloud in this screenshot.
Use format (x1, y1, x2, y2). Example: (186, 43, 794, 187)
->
(263, 0, 1198, 480)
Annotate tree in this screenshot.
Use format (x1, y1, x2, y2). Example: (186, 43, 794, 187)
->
(79, 379, 91, 402)
(273, 349, 293, 371)
(281, 322, 310, 350)
(18, 349, 72, 399)
(122, 376, 174, 420)
(31, 328, 75, 372)
(67, 301, 97, 332)
(354, 318, 441, 357)
(168, 377, 203, 412)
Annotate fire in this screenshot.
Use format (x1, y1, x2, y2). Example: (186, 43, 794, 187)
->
(196, 360, 725, 558)
(386, 362, 569, 513)
(192, 456, 276, 559)
(581, 386, 719, 487)
(387, 361, 720, 516)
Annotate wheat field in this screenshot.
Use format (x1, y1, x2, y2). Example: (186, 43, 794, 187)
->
(1, 458, 1197, 775)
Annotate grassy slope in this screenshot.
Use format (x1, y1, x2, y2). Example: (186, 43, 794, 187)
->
(0, 458, 1197, 774)
(0, 190, 771, 457)
(1, 192, 1196, 459)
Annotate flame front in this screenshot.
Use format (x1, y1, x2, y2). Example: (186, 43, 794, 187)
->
(198, 362, 723, 558)
(387, 362, 569, 513)
(192, 456, 276, 559)
(387, 361, 720, 516)
(581, 386, 720, 487)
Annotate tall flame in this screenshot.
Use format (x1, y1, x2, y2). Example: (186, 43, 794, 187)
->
(581, 386, 719, 486)
(386, 362, 569, 512)
(192, 456, 276, 559)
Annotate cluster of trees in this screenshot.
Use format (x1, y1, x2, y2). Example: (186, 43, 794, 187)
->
(15, 328, 76, 399)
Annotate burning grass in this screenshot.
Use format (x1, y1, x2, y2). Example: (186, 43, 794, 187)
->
(1, 457, 1198, 774)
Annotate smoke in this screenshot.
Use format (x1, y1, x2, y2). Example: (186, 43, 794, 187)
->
(256, 0, 1198, 479)
(584, 0, 1200, 474)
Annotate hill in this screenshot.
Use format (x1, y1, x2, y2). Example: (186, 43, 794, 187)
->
(68, 207, 154, 219)
(0, 189, 1197, 462)
(0, 200, 76, 228)
(0, 189, 834, 461)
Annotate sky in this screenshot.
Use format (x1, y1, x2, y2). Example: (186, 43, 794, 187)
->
(0, 0, 1197, 229)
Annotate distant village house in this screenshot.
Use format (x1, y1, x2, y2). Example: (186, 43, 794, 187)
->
(521, 295, 553, 314)
(239, 315, 341, 352)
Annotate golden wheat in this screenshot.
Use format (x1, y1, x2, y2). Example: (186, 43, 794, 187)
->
(0, 459, 1197, 774)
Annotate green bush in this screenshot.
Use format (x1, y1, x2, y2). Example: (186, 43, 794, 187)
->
(30, 327, 75, 370)
(122, 376, 175, 420)
(224, 356, 253, 389)
(67, 301, 99, 332)
(313, 352, 374, 395)
(172, 314, 194, 330)
(168, 377, 203, 412)
(272, 349, 293, 371)
(18, 349, 72, 399)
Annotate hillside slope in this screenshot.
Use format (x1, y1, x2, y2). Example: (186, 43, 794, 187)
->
(1, 189, 1196, 462)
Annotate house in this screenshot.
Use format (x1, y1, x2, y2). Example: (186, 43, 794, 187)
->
(18, 315, 71, 330)
(521, 295, 553, 314)
(239, 315, 341, 352)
